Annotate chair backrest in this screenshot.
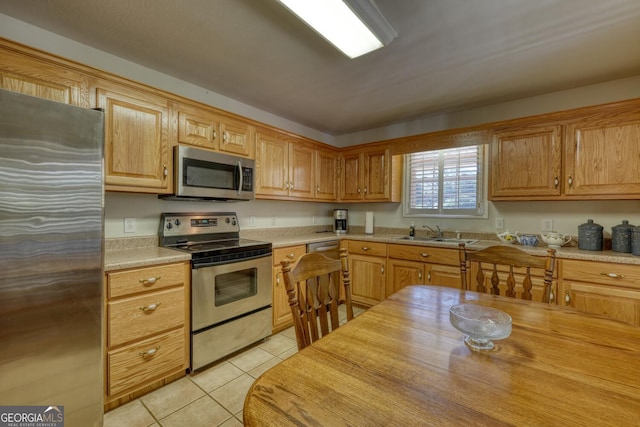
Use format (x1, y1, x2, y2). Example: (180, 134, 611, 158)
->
(458, 243, 556, 303)
(280, 248, 353, 350)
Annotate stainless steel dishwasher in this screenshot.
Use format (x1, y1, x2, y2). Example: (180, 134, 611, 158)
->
(307, 240, 340, 259)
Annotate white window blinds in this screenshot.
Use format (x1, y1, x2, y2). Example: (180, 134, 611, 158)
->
(405, 146, 484, 217)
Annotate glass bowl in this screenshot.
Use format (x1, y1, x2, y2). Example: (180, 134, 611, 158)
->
(449, 304, 512, 350)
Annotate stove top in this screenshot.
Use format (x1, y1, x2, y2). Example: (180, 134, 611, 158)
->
(159, 212, 272, 263)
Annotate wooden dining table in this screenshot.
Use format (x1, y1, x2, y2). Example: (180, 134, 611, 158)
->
(243, 285, 640, 426)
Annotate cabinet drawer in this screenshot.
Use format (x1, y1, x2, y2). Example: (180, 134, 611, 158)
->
(388, 244, 457, 265)
(346, 240, 387, 257)
(273, 245, 306, 267)
(108, 287, 184, 347)
(108, 328, 185, 396)
(107, 263, 186, 298)
(562, 260, 640, 290)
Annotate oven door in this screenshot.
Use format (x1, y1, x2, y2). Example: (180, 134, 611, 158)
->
(191, 253, 272, 332)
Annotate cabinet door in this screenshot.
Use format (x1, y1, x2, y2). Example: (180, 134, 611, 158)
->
(272, 267, 293, 331)
(429, 264, 463, 289)
(0, 47, 89, 107)
(176, 104, 218, 149)
(340, 152, 363, 200)
(363, 148, 391, 200)
(255, 131, 289, 197)
(386, 259, 425, 296)
(349, 254, 386, 306)
(97, 85, 170, 192)
(490, 126, 562, 199)
(219, 116, 253, 157)
(565, 110, 640, 197)
(288, 141, 315, 199)
(560, 281, 640, 326)
(316, 149, 338, 200)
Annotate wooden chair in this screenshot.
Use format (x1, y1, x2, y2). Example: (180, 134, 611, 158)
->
(280, 248, 353, 350)
(458, 243, 556, 303)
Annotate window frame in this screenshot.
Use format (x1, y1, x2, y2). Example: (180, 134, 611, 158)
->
(402, 144, 488, 219)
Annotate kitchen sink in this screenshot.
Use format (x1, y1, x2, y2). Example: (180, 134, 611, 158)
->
(396, 236, 478, 244)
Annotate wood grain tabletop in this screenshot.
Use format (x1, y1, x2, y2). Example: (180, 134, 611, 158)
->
(244, 285, 640, 426)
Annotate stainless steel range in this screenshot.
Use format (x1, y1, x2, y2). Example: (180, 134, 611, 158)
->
(160, 212, 272, 370)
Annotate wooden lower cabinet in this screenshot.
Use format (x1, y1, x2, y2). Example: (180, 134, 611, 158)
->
(560, 259, 640, 326)
(104, 261, 190, 411)
(387, 244, 461, 295)
(272, 245, 307, 332)
(344, 240, 387, 306)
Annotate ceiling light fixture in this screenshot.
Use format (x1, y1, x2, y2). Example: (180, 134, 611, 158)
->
(277, 0, 397, 59)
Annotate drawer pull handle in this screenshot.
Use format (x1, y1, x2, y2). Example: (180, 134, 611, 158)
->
(139, 276, 161, 285)
(565, 291, 571, 305)
(286, 253, 296, 259)
(600, 272, 625, 279)
(420, 253, 430, 257)
(361, 246, 370, 251)
(140, 347, 160, 358)
(140, 302, 161, 312)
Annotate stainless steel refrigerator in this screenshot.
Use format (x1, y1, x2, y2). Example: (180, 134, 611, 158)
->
(0, 89, 104, 426)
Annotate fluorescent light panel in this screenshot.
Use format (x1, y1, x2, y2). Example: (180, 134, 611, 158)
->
(278, 0, 396, 58)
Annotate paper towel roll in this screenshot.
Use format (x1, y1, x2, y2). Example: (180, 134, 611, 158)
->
(365, 211, 374, 235)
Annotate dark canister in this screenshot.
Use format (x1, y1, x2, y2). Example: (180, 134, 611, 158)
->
(612, 220, 634, 253)
(578, 219, 603, 251)
(632, 226, 640, 256)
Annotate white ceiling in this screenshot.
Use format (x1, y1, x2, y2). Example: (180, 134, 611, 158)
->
(1, 0, 640, 135)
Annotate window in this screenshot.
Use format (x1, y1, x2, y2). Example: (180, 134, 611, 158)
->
(404, 145, 485, 217)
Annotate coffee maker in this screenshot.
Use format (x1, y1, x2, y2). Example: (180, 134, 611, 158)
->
(333, 209, 348, 234)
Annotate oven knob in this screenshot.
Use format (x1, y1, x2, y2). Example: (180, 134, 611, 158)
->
(225, 218, 230, 224)
(232, 218, 236, 225)
(174, 219, 181, 226)
(166, 222, 173, 229)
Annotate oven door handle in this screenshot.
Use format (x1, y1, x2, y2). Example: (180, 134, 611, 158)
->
(237, 160, 243, 195)
(191, 252, 272, 269)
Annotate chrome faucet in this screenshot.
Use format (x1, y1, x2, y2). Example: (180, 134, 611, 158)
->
(423, 225, 443, 238)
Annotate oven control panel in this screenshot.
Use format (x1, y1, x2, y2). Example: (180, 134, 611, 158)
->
(161, 212, 239, 237)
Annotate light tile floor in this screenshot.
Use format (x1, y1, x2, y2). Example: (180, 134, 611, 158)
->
(104, 305, 364, 427)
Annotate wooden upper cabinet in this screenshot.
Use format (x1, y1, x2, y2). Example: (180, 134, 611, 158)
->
(288, 141, 315, 199)
(339, 151, 363, 201)
(176, 103, 219, 150)
(219, 115, 254, 157)
(96, 82, 171, 193)
(564, 108, 640, 198)
(255, 130, 289, 197)
(489, 126, 562, 199)
(256, 128, 334, 201)
(0, 44, 89, 107)
(316, 149, 338, 200)
(339, 146, 400, 202)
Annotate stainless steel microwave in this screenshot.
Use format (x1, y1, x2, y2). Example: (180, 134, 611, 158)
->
(162, 145, 255, 201)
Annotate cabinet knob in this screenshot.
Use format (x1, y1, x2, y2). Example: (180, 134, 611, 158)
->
(163, 165, 168, 178)
(139, 276, 161, 285)
(549, 290, 555, 303)
(140, 302, 161, 312)
(418, 271, 422, 280)
(364, 187, 368, 194)
(212, 129, 217, 140)
(428, 272, 431, 282)
(223, 131, 229, 142)
(317, 185, 320, 192)
(357, 187, 361, 193)
(139, 347, 160, 358)
(381, 266, 384, 274)
(568, 175, 573, 186)
(564, 291, 571, 305)
(554, 176, 559, 188)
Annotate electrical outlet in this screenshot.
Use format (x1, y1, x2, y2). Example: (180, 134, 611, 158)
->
(124, 217, 136, 233)
(542, 219, 554, 232)
(495, 217, 504, 230)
